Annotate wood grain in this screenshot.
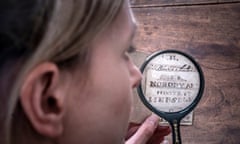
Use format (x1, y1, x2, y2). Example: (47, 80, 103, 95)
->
(130, 0, 240, 7)
(130, 2, 240, 144)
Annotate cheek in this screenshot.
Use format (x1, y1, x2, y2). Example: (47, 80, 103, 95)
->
(63, 69, 133, 143)
(88, 61, 134, 123)
(94, 65, 133, 115)
(63, 50, 135, 140)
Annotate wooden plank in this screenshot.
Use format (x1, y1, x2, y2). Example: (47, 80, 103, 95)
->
(130, 0, 240, 7)
(132, 3, 240, 59)
(130, 3, 240, 144)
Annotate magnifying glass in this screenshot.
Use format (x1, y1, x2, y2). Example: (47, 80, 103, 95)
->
(137, 50, 204, 144)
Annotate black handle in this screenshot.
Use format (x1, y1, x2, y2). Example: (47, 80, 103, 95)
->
(170, 120, 181, 144)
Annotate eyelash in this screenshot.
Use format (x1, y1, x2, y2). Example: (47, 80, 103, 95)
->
(127, 45, 136, 53)
(123, 45, 136, 60)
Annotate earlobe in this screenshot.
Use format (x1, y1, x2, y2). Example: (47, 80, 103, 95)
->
(20, 62, 65, 138)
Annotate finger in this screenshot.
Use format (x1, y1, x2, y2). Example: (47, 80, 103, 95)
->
(147, 129, 169, 144)
(125, 123, 139, 140)
(126, 124, 171, 143)
(147, 134, 164, 144)
(156, 125, 170, 132)
(146, 125, 171, 144)
(156, 125, 171, 137)
(126, 114, 159, 144)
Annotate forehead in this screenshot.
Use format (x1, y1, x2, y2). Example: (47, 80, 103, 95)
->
(109, 0, 137, 40)
(89, 0, 137, 51)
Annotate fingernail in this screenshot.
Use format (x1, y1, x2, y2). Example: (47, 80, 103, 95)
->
(147, 114, 159, 128)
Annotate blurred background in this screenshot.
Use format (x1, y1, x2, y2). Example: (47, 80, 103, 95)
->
(129, 0, 240, 143)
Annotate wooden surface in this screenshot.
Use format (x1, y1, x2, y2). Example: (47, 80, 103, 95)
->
(130, 1, 240, 144)
(130, 0, 240, 7)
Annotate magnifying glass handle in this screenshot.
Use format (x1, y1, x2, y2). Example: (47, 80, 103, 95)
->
(170, 120, 182, 144)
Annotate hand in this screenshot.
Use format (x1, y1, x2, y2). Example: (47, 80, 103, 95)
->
(125, 114, 171, 144)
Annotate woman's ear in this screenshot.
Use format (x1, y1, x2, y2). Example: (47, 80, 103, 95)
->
(20, 62, 66, 138)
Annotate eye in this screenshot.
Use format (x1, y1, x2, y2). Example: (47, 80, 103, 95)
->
(123, 45, 136, 60)
(127, 45, 136, 53)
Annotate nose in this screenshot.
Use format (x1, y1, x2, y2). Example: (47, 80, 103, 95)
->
(131, 64, 142, 88)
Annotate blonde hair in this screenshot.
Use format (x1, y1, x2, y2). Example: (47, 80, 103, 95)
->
(4, 0, 124, 143)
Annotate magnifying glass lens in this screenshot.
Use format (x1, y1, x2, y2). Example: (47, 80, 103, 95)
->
(141, 52, 201, 113)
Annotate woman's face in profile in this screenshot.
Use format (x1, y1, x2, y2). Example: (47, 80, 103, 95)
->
(60, 1, 142, 144)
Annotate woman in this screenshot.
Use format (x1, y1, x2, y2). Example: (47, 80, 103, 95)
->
(0, 0, 170, 144)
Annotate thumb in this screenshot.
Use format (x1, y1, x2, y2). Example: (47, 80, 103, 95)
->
(126, 114, 159, 144)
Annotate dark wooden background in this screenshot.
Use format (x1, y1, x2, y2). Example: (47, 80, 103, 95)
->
(129, 0, 240, 143)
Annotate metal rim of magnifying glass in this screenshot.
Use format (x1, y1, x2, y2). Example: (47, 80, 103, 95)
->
(137, 49, 205, 121)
